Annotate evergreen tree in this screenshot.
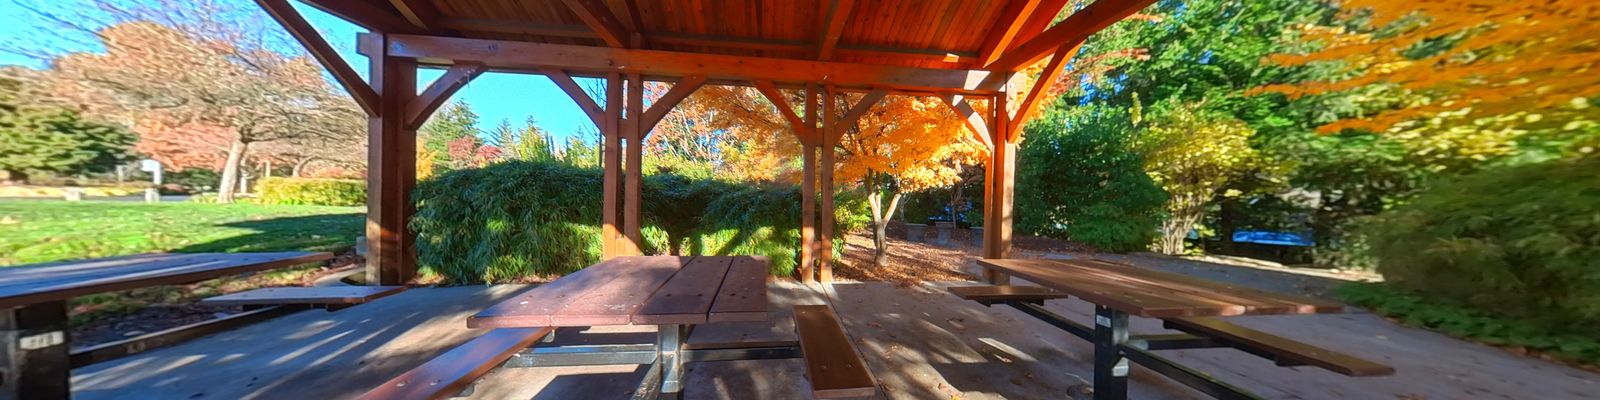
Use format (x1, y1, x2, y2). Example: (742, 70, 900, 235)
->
(419, 101, 481, 172)
(0, 75, 136, 182)
(513, 117, 555, 162)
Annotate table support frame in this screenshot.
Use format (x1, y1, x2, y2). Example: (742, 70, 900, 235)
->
(998, 301, 1264, 400)
(497, 326, 802, 400)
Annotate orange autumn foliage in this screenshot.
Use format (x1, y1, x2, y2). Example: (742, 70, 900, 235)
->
(1259, 0, 1600, 134)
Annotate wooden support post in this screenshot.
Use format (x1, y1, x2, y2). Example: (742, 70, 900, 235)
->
(819, 85, 838, 283)
(622, 73, 645, 255)
(364, 34, 419, 285)
(601, 73, 624, 259)
(799, 84, 819, 283)
(982, 94, 1015, 285)
(1, 301, 69, 400)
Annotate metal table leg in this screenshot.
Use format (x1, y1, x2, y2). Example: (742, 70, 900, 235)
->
(656, 324, 688, 400)
(1093, 305, 1130, 400)
(1, 300, 70, 400)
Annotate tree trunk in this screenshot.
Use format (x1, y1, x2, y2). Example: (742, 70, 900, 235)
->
(216, 140, 249, 204)
(867, 188, 903, 267)
(292, 158, 314, 177)
(1157, 192, 1206, 255)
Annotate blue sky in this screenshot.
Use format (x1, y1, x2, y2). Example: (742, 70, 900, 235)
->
(0, 0, 593, 142)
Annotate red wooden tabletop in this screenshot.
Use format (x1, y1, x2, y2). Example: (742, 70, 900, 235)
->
(469, 256, 770, 328)
(977, 258, 1346, 318)
(0, 252, 334, 309)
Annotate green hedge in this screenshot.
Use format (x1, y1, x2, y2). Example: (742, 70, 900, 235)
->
(410, 161, 867, 284)
(257, 178, 365, 206)
(1016, 104, 1168, 252)
(1361, 158, 1600, 330)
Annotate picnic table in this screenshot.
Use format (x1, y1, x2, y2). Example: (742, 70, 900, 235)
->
(364, 255, 876, 400)
(0, 251, 333, 400)
(961, 258, 1392, 400)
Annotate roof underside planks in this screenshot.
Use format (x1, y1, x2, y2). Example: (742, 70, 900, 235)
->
(302, 0, 1147, 74)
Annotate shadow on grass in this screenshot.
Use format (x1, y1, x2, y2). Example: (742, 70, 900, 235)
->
(170, 212, 365, 254)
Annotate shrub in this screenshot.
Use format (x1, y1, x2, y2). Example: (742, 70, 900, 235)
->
(411, 160, 868, 284)
(1016, 104, 1168, 252)
(1338, 282, 1600, 367)
(1361, 158, 1600, 330)
(256, 178, 365, 206)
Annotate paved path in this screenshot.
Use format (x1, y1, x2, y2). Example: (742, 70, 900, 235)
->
(75, 281, 1600, 399)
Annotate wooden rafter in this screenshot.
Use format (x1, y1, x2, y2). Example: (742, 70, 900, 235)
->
(1006, 43, 1079, 141)
(545, 69, 606, 127)
(815, 0, 856, 60)
(832, 88, 887, 142)
(560, 0, 633, 48)
(1012, 0, 1072, 50)
(406, 62, 486, 130)
(299, 0, 419, 34)
(940, 94, 994, 150)
(754, 81, 809, 144)
(977, 0, 1047, 67)
(376, 34, 1005, 95)
(386, 0, 439, 30)
(256, 0, 379, 117)
(436, 19, 977, 65)
(638, 75, 707, 138)
(987, 0, 1158, 71)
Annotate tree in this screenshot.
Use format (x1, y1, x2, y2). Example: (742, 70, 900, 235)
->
(509, 117, 556, 162)
(36, 20, 362, 203)
(419, 101, 481, 172)
(835, 95, 985, 266)
(0, 74, 135, 182)
(1262, 0, 1600, 136)
(1139, 101, 1262, 254)
(1017, 103, 1168, 252)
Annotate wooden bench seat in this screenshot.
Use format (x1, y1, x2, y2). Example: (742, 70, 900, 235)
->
(200, 286, 406, 308)
(948, 285, 1070, 305)
(1166, 317, 1395, 377)
(794, 305, 876, 399)
(359, 327, 555, 400)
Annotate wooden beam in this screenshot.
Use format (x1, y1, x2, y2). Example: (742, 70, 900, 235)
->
(1012, 0, 1073, 49)
(799, 86, 817, 282)
(300, 0, 420, 34)
(818, 85, 838, 283)
(987, 0, 1157, 71)
(406, 62, 485, 130)
(387, 0, 440, 30)
(939, 94, 993, 150)
(545, 69, 606, 127)
(815, 0, 856, 60)
(621, 0, 646, 47)
(754, 81, 809, 144)
(639, 75, 706, 138)
(978, 0, 1047, 67)
(362, 34, 418, 285)
(377, 34, 1005, 95)
(983, 94, 1015, 284)
(1006, 43, 1078, 141)
(601, 74, 623, 259)
(560, 0, 632, 48)
(832, 88, 887, 142)
(622, 73, 644, 255)
(257, 0, 380, 117)
(432, 19, 977, 65)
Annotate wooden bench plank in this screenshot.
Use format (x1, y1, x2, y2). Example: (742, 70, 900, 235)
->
(358, 327, 555, 400)
(0, 252, 332, 309)
(633, 257, 734, 324)
(1167, 317, 1395, 377)
(199, 286, 406, 306)
(794, 305, 876, 398)
(947, 285, 1069, 303)
(708, 256, 770, 323)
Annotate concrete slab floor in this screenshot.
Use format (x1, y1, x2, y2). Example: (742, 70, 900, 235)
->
(74, 281, 1600, 399)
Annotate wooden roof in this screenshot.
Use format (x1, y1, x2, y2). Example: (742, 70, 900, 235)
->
(304, 0, 1153, 74)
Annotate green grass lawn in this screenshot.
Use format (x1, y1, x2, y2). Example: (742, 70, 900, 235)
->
(0, 200, 364, 266)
